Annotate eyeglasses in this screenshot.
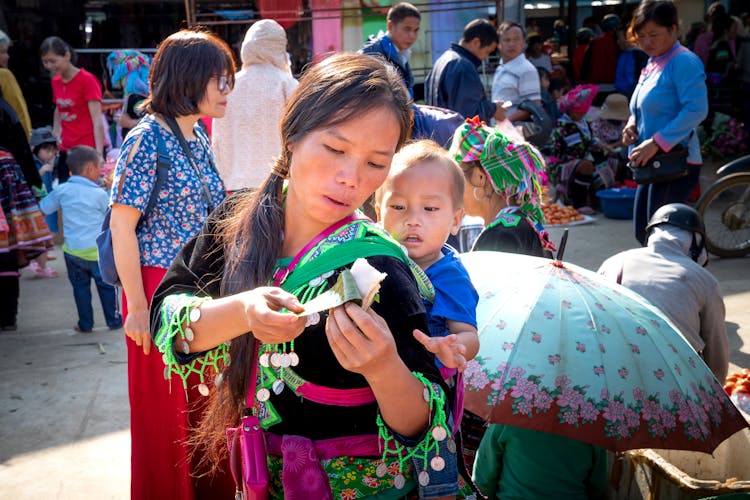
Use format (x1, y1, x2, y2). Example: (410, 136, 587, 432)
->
(214, 74, 233, 92)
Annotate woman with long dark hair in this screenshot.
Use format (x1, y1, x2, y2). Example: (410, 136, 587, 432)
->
(150, 54, 450, 498)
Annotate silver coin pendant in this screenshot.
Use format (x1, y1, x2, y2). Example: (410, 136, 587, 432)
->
(431, 456, 445, 471)
(272, 379, 285, 395)
(256, 388, 270, 402)
(418, 470, 430, 486)
(394, 474, 406, 489)
(270, 352, 282, 367)
(446, 438, 456, 454)
(375, 462, 388, 477)
(259, 352, 270, 367)
(289, 352, 300, 366)
(279, 353, 292, 368)
(432, 425, 447, 441)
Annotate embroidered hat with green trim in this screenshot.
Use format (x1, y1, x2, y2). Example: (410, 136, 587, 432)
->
(449, 116, 547, 224)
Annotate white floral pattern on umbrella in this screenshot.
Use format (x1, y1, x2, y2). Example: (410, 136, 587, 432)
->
(460, 251, 747, 453)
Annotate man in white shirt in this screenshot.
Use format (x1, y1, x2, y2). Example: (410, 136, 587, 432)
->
(491, 21, 542, 122)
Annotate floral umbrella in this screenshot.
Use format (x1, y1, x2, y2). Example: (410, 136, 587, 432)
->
(460, 251, 748, 453)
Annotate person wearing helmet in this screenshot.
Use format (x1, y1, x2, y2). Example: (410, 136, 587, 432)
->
(597, 203, 729, 381)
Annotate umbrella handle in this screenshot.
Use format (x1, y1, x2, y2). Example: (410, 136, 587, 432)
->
(556, 228, 569, 261)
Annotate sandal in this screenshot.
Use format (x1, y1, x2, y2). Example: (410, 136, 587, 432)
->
(74, 325, 93, 333)
(34, 267, 59, 279)
(577, 206, 596, 216)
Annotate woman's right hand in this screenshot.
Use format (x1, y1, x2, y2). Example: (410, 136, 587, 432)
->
(622, 123, 639, 146)
(242, 287, 306, 344)
(125, 307, 152, 355)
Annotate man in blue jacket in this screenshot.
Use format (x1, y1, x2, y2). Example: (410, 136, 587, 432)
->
(426, 19, 506, 123)
(359, 2, 420, 97)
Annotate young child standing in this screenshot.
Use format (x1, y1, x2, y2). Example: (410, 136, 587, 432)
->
(39, 145, 121, 332)
(377, 140, 480, 500)
(28, 126, 60, 278)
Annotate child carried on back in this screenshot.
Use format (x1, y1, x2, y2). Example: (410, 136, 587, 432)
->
(376, 140, 480, 500)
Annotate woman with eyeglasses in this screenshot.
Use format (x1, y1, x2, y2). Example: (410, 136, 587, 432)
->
(109, 29, 234, 499)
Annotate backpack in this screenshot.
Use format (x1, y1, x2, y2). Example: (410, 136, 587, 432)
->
(96, 131, 169, 286)
(517, 99, 553, 148)
(412, 104, 465, 148)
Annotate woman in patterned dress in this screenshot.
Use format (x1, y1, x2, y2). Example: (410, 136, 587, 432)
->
(109, 30, 235, 499)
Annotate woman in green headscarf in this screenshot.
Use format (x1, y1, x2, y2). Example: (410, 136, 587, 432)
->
(449, 116, 554, 258)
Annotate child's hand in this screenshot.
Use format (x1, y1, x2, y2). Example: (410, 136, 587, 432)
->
(39, 163, 54, 175)
(413, 329, 468, 371)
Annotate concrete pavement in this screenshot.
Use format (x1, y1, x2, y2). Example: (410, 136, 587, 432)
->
(0, 213, 748, 499)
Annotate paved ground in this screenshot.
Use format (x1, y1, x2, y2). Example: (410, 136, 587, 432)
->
(0, 194, 748, 499)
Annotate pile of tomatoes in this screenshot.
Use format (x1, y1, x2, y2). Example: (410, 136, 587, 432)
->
(542, 203, 585, 226)
(724, 369, 750, 396)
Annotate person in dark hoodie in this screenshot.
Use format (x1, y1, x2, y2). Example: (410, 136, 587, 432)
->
(359, 2, 420, 97)
(425, 19, 505, 123)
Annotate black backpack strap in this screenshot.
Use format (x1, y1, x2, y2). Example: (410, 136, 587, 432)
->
(137, 130, 170, 229)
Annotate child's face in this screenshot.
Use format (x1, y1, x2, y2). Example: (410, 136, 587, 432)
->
(37, 144, 58, 163)
(379, 161, 462, 269)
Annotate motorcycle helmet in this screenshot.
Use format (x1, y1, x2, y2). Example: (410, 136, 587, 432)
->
(646, 203, 707, 265)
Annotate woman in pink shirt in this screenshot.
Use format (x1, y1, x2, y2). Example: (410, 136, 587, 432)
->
(40, 36, 105, 183)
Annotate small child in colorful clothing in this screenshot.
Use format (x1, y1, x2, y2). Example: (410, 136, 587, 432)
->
(377, 140, 480, 499)
(28, 126, 60, 278)
(30, 127, 58, 228)
(546, 84, 612, 211)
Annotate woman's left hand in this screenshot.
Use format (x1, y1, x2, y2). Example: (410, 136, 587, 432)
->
(628, 138, 660, 168)
(325, 302, 398, 379)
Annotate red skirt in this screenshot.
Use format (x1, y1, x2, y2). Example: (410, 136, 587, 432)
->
(124, 266, 234, 500)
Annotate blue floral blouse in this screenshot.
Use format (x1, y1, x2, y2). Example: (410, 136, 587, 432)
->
(111, 115, 226, 269)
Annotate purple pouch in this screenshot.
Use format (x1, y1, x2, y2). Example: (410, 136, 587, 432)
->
(228, 415, 269, 500)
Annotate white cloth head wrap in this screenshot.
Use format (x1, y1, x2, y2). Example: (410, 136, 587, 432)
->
(648, 225, 708, 267)
(241, 19, 291, 74)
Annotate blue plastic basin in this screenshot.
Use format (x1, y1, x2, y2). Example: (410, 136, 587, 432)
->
(596, 188, 637, 219)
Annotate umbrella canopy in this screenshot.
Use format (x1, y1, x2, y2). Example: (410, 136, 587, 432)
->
(460, 251, 748, 453)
